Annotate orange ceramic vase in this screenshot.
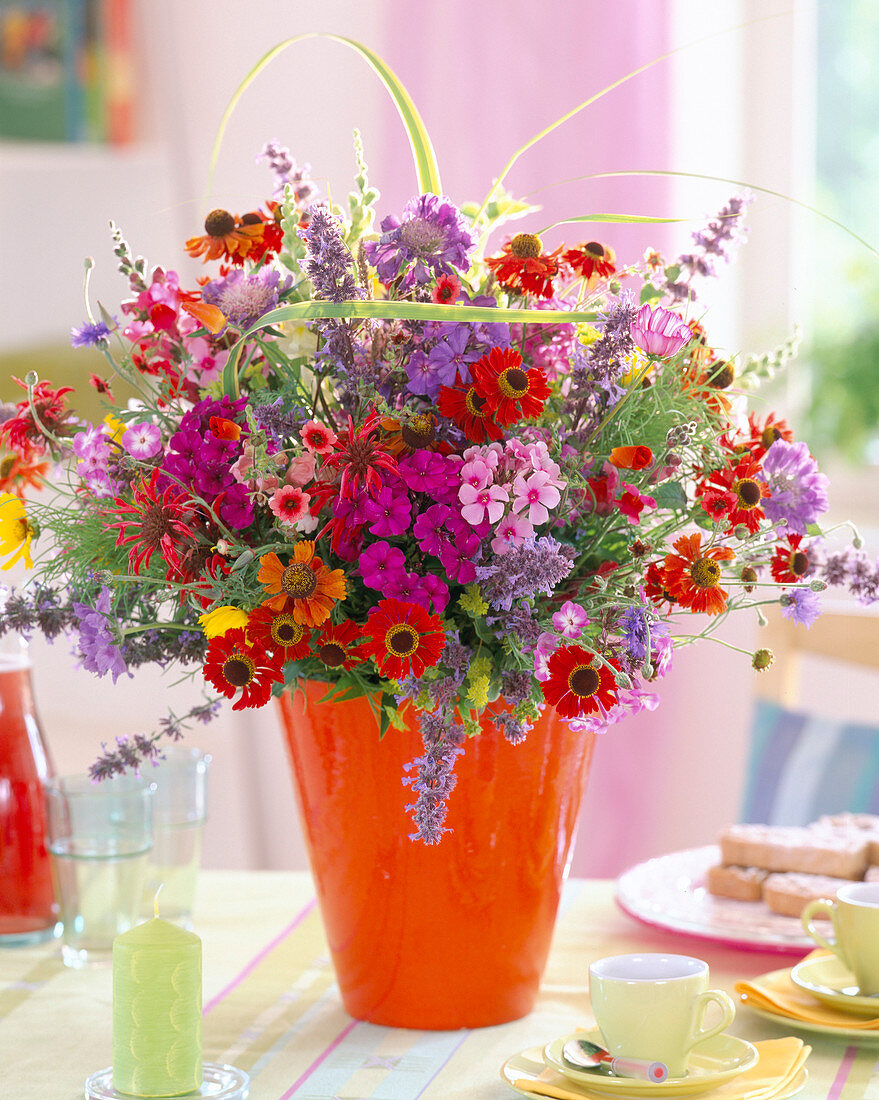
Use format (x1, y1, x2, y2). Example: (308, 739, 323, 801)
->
(277, 682, 596, 1029)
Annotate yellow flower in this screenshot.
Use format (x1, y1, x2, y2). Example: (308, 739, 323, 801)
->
(103, 413, 127, 445)
(199, 605, 250, 638)
(577, 324, 602, 347)
(467, 674, 489, 709)
(0, 493, 34, 570)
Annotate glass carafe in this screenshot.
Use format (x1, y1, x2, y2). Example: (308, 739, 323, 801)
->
(0, 632, 57, 943)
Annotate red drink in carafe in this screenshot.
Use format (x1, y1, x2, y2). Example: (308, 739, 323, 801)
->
(0, 641, 57, 942)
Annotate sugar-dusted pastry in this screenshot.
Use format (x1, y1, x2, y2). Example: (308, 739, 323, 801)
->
(813, 813, 879, 863)
(706, 863, 768, 901)
(762, 872, 847, 918)
(718, 823, 870, 879)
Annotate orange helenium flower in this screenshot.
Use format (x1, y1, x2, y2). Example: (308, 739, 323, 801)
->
(437, 375, 502, 443)
(485, 233, 562, 299)
(561, 241, 616, 281)
(660, 533, 735, 616)
(257, 541, 347, 626)
(185, 208, 264, 263)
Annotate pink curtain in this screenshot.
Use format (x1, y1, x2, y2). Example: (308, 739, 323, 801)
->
(381, 2, 673, 259)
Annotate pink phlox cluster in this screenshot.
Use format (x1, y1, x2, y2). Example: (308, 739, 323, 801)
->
(551, 600, 590, 639)
(120, 422, 162, 461)
(72, 424, 116, 498)
(456, 440, 566, 554)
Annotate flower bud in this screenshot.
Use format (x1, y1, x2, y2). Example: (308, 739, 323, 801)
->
(752, 648, 774, 671)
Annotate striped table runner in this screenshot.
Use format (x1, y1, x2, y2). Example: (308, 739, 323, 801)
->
(2, 870, 879, 1097)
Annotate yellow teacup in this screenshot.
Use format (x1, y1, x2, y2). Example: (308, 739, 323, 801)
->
(801, 881, 879, 994)
(588, 953, 736, 1078)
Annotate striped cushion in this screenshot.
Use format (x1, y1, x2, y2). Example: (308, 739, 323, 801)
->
(741, 700, 879, 825)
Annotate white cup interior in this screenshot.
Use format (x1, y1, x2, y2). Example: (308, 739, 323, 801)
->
(837, 882, 879, 907)
(590, 953, 708, 981)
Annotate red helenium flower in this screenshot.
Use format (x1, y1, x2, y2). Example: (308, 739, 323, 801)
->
(362, 598, 446, 680)
(202, 628, 284, 710)
(469, 346, 551, 427)
(542, 646, 620, 719)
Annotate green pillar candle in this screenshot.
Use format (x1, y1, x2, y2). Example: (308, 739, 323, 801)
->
(112, 912, 202, 1097)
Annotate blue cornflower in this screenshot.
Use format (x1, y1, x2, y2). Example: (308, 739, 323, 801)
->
(779, 586, 822, 627)
(70, 319, 114, 348)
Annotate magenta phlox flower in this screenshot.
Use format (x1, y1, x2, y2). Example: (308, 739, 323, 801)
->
(215, 482, 254, 529)
(511, 469, 561, 525)
(630, 304, 691, 357)
(490, 512, 534, 554)
(121, 422, 162, 460)
(413, 503, 451, 556)
(761, 439, 829, 535)
(359, 540, 407, 591)
(779, 586, 822, 627)
(397, 450, 457, 501)
(617, 484, 657, 525)
(552, 600, 590, 639)
(365, 484, 412, 537)
(459, 482, 509, 526)
(439, 544, 477, 585)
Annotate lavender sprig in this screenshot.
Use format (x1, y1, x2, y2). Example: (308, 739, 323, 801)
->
(88, 699, 222, 781)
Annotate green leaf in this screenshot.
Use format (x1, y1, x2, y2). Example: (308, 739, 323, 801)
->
(652, 480, 689, 511)
(537, 213, 685, 234)
(207, 34, 441, 199)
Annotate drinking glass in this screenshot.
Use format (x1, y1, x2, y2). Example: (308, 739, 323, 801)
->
(44, 773, 154, 968)
(140, 747, 210, 927)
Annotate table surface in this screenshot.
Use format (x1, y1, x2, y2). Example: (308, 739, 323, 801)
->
(1, 871, 875, 1099)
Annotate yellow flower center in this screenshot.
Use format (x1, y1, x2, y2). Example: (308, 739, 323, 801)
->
(690, 556, 721, 589)
(568, 663, 600, 698)
(385, 624, 419, 657)
(510, 233, 542, 259)
(281, 562, 318, 599)
(401, 413, 436, 449)
(0, 456, 15, 479)
(464, 387, 487, 418)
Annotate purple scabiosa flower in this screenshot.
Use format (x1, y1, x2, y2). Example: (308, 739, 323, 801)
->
(72, 586, 129, 683)
(257, 141, 318, 203)
(402, 709, 466, 843)
(121, 422, 162, 460)
(364, 193, 475, 288)
(70, 318, 113, 348)
(779, 586, 822, 627)
(761, 440, 830, 535)
(201, 268, 290, 330)
(630, 304, 691, 357)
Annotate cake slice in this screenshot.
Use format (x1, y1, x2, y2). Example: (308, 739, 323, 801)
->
(718, 823, 869, 879)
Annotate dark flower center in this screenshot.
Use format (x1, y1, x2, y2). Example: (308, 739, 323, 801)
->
(690, 557, 721, 589)
(385, 624, 419, 657)
(320, 642, 347, 667)
(741, 565, 758, 592)
(464, 388, 487, 417)
(400, 216, 443, 255)
(510, 233, 542, 259)
(707, 361, 735, 389)
(282, 562, 317, 599)
(568, 663, 600, 697)
(223, 653, 254, 687)
(240, 212, 261, 226)
(401, 414, 436, 449)
(584, 241, 605, 257)
(790, 550, 809, 576)
(204, 209, 235, 237)
(735, 478, 762, 508)
(498, 367, 529, 399)
(761, 426, 783, 449)
(272, 616, 304, 646)
(140, 505, 174, 549)
(0, 455, 15, 478)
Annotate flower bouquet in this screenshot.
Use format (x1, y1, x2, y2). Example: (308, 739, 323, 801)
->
(4, 35, 878, 1027)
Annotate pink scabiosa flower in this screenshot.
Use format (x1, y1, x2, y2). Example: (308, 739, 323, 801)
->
(491, 512, 534, 554)
(630, 304, 691, 357)
(121, 422, 162, 460)
(269, 485, 311, 527)
(552, 600, 590, 639)
(300, 420, 336, 454)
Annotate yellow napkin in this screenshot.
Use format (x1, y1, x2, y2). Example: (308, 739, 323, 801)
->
(512, 1038, 808, 1100)
(735, 952, 879, 1029)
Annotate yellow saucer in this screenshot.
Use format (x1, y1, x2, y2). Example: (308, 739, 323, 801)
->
(791, 954, 879, 1017)
(500, 1043, 805, 1100)
(541, 1030, 758, 1097)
